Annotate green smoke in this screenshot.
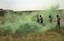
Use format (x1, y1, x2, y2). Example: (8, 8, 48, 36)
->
(0, 6, 64, 34)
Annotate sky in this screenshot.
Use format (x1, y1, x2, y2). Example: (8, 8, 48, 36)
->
(0, 0, 64, 11)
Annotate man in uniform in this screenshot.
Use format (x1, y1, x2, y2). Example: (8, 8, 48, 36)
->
(40, 15, 43, 24)
(56, 15, 61, 32)
(49, 15, 52, 23)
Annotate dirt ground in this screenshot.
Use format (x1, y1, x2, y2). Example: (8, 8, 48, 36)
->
(0, 29, 64, 41)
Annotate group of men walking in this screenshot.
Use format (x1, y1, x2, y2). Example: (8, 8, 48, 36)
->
(37, 15, 61, 32)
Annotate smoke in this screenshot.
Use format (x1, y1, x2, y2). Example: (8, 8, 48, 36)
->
(0, 6, 64, 34)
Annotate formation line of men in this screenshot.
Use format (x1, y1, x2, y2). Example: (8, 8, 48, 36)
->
(37, 15, 61, 32)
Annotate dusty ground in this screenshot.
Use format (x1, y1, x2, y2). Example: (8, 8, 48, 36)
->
(0, 29, 64, 41)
